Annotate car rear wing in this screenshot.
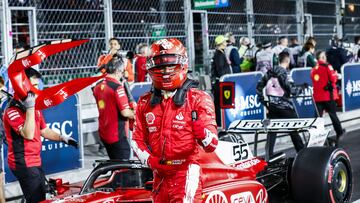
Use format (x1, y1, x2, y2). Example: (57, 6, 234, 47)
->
(228, 118, 321, 134)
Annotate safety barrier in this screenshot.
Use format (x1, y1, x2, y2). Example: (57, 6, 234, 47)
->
(342, 63, 360, 112)
(290, 68, 318, 118)
(220, 72, 266, 129)
(130, 82, 152, 102)
(3, 95, 83, 183)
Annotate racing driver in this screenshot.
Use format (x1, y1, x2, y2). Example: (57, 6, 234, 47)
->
(131, 38, 218, 203)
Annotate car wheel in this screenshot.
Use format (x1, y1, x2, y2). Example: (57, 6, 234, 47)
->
(291, 147, 352, 203)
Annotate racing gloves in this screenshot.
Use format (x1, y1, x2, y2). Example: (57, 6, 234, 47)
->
(23, 92, 36, 109)
(147, 156, 174, 176)
(60, 135, 78, 149)
(193, 120, 218, 152)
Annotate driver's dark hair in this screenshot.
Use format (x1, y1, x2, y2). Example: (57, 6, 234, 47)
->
(278, 51, 290, 63)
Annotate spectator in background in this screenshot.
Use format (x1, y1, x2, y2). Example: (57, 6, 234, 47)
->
(326, 36, 352, 73)
(134, 43, 150, 82)
(97, 37, 134, 83)
(311, 51, 344, 146)
(93, 57, 135, 160)
(256, 52, 304, 158)
(352, 36, 360, 57)
(0, 77, 5, 203)
(225, 32, 241, 73)
(239, 37, 256, 72)
(306, 36, 317, 47)
(211, 35, 231, 126)
(297, 42, 317, 68)
(350, 49, 360, 63)
(289, 37, 302, 66)
(256, 41, 277, 73)
(273, 36, 295, 67)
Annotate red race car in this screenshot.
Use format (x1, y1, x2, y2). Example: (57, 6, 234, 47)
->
(42, 118, 352, 203)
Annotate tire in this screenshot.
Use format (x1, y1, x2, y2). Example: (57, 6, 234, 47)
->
(291, 147, 352, 203)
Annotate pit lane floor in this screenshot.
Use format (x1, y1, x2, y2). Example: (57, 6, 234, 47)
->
(268, 128, 360, 203)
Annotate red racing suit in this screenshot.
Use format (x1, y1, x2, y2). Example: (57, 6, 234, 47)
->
(131, 87, 217, 203)
(311, 60, 339, 102)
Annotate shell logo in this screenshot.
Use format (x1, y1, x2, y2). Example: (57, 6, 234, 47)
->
(98, 100, 105, 109)
(314, 74, 320, 81)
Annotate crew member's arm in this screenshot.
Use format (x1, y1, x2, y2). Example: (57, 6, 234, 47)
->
(97, 48, 118, 68)
(326, 64, 338, 83)
(20, 93, 36, 140)
(256, 74, 269, 105)
(131, 100, 152, 165)
(115, 85, 134, 119)
(39, 113, 78, 148)
(193, 91, 218, 152)
(125, 59, 134, 82)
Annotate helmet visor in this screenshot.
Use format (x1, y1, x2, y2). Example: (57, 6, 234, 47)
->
(147, 54, 186, 70)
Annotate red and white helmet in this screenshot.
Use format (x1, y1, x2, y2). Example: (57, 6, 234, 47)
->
(147, 38, 188, 91)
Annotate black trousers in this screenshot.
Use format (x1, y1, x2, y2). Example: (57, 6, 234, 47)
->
(267, 106, 305, 156)
(103, 138, 130, 160)
(11, 166, 47, 203)
(316, 101, 344, 137)
(212, 82, 221, 127)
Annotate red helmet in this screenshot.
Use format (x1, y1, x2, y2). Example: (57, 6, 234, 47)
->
(147, 38, 188, 91)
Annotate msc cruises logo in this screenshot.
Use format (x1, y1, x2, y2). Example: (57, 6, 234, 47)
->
(346, 80, 360, 97)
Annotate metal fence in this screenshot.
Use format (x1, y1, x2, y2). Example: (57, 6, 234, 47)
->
(304, 0, 337, 49)
(0, 0, 357, 86)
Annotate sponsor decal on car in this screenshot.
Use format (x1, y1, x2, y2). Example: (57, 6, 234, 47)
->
(230, 191, 255, 203)
(233, 158, 261, 170)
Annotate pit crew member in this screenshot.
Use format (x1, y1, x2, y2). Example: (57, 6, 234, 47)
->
(3, 68, 78, 203)
(93, 57, 135, 160)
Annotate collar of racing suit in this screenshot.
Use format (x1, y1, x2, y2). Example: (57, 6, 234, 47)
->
(150, 79, 199, 107)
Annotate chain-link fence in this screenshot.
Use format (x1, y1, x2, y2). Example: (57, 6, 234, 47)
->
(304, 0, 337, 49)
(112, 0, 186, 54)
(345, 1, 360, 42)
(0, 0, 358, 86)
(253, 0, 297, 46)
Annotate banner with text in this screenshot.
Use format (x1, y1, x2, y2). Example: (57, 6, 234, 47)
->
(342, 63, 360, 112)
(220, 72, 265, 129)
(290, 68, 318, 118)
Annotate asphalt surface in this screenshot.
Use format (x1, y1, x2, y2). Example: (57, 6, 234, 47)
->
(341, 129, 360, 202)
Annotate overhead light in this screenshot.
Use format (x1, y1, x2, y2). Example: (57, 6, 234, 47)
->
(348, 4, 355, 12)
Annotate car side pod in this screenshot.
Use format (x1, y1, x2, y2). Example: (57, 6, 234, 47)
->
(291, 147, 352, 203)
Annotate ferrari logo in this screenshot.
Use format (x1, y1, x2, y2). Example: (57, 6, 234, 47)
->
(100, 84, 105, 90)
(224, 90, 231, 99)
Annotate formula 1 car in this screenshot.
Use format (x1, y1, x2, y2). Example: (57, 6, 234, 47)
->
(42, 118, 352, 203)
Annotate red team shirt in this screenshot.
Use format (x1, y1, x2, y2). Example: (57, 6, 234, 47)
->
(93, 77, 130, 144)
(3, 107, 47, 170)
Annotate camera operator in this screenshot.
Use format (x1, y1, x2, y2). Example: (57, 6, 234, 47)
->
(311, 51, 345, 146)
(97, 37, 134, 83)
